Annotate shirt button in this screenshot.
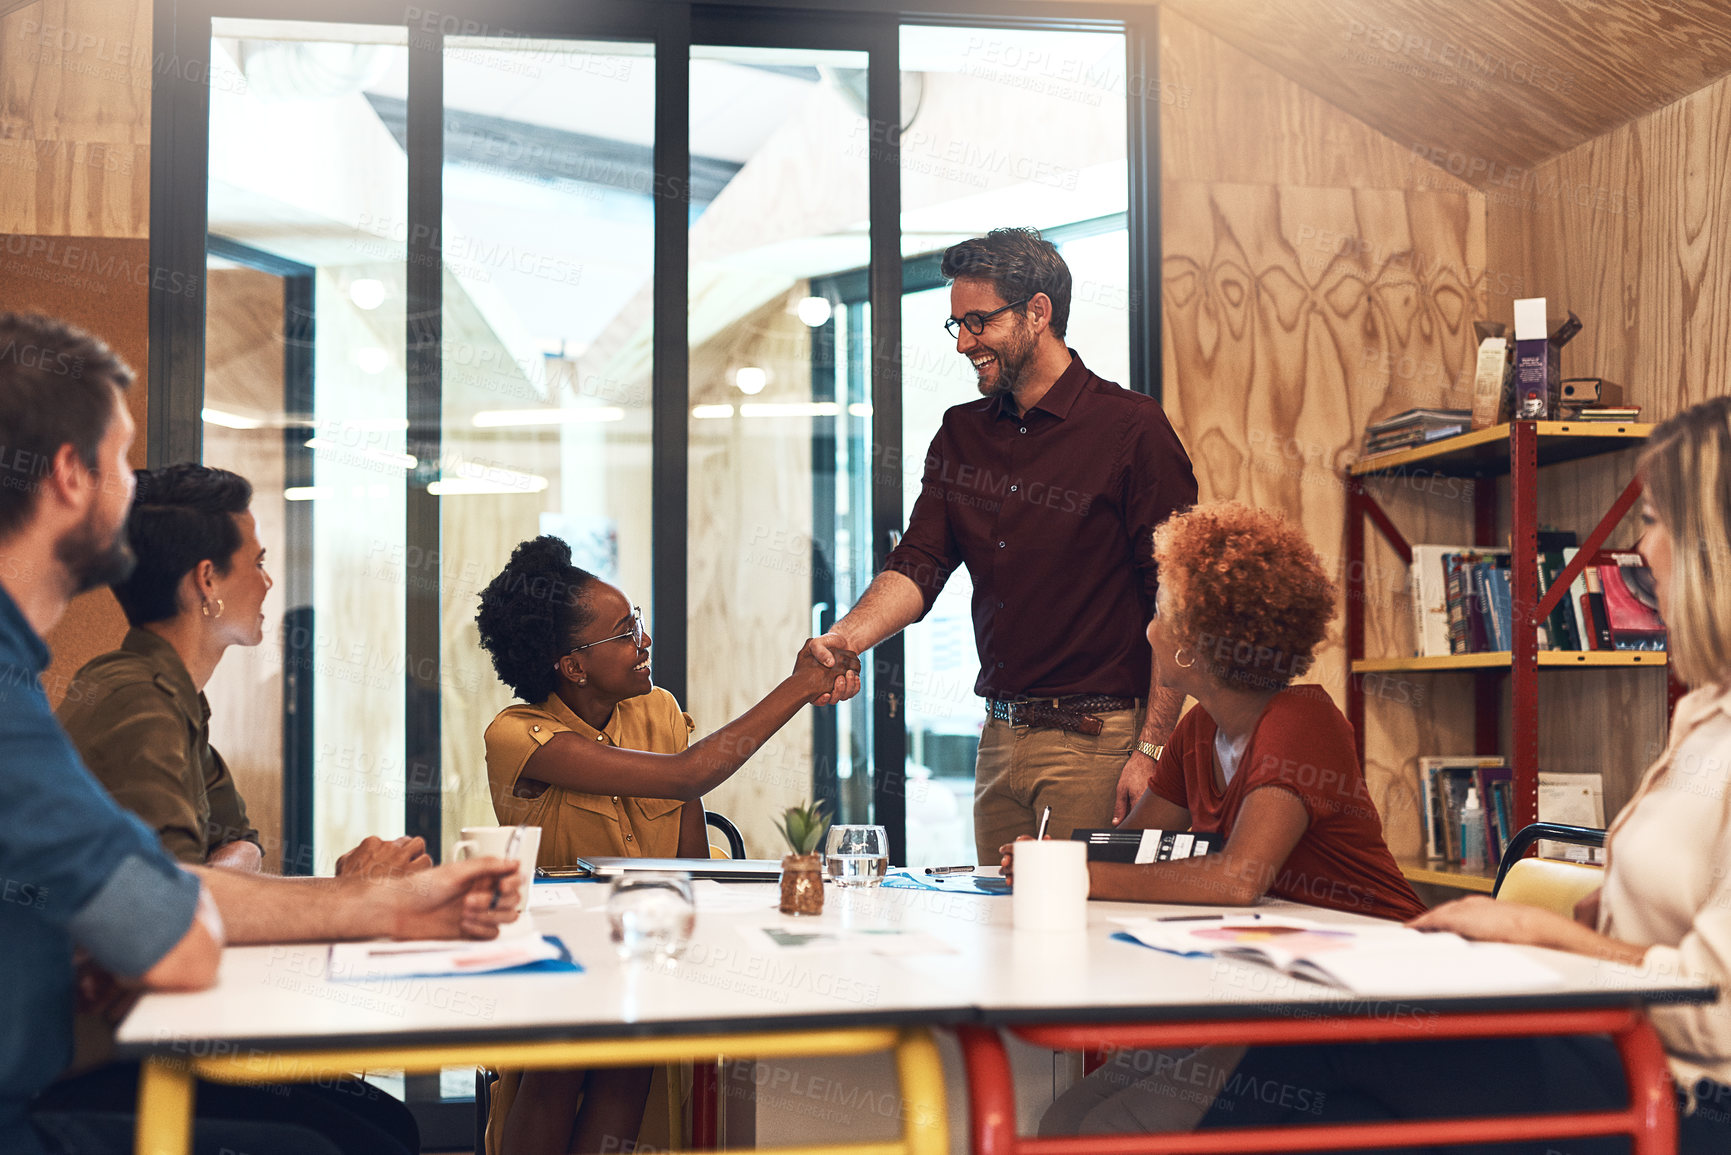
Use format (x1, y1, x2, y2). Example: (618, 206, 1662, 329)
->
(625, 834, 634, 842)
(596, 735, 605, 742)
(996, 661, 1005, 669)
(1009, 485, 1018, 493)
(613, 796, 620, 803)
(998, 541, 1006, 549)
(998, 601, 1005, 609)
(1019, 427, 1027, 434)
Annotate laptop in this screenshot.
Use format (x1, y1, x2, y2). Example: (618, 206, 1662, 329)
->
(571, 856, 792, 881)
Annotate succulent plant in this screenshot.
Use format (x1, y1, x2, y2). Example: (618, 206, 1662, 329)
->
(774, 799, 831, 856)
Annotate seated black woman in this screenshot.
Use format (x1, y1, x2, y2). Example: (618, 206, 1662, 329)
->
(473, 535, 857, 1155)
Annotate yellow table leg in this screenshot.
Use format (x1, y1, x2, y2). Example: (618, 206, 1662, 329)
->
(134, 1056, 195, 1155)
(895, 1028, 949, 1155)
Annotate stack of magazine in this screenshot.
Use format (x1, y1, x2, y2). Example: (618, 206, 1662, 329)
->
(1363, 408, 1471, 456)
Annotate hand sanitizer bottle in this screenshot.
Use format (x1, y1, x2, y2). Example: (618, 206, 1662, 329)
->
(1459, 786, 1488, 871)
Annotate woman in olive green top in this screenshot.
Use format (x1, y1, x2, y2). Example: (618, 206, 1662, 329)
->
(58, 464, 427, 877)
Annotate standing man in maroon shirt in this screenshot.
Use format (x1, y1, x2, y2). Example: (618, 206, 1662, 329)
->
(804, 228, 1198, 862)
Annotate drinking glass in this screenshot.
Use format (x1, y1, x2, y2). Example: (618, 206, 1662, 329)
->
(824, 824, 889, 888)
(606, 872, 696, 966)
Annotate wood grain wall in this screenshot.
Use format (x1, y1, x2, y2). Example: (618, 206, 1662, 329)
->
(4, 0, 153, 710)
(1160, 8, 1489, 859)
(1485, 68, 1731, 818)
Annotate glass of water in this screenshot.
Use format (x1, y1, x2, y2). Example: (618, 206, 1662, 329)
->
(606, 871, 695, 966)
(824, 825, 889, 888)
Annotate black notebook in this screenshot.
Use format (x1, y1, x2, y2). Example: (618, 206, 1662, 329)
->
(1070, 828, 1224, 864)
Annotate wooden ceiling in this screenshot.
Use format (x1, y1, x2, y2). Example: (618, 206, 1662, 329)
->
(1158, 0, 1731, 183)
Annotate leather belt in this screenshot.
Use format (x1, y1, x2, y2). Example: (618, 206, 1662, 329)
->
(986, 694, 1137, 736)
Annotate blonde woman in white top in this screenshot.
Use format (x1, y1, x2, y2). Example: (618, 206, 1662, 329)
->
(1186, 397, 1731, 1153)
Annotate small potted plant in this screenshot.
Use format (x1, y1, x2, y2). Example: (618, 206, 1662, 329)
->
(774, 800, 830, 916)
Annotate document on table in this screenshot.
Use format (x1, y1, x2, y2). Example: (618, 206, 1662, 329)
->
(327, 934, 579, 980)
(529, 884, 599, 910)
(1111, 916, 1562, 996)
(744, 926, 957, 956)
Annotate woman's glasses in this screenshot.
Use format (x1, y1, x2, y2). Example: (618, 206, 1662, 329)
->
(569, 606, 645, 653)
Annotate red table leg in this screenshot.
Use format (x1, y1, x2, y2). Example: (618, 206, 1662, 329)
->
(957, 1026, 1017, 1155)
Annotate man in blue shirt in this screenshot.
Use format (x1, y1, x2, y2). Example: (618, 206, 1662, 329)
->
(0, 312, 522, 1154)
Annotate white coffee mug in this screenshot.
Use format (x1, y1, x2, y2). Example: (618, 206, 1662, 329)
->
(1011, 839, 1090, 933)
(453, 825, 542, 934)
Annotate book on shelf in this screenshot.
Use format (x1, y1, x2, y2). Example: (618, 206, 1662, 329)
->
(1596, 554, 1667, 650)
(1420, 755, 1505, 862)
(1563, 407, 1642, 422)
(1474, 765, 1515, 864)
(1409, 545, 1456, 657)
(1536, 771, 1606, 862)
(1362, 409, 1471, 456)
(1442, 550, 1509, 654)
(1110, 915, 1562, 996)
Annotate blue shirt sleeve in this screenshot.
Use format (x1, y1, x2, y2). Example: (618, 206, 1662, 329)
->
(0, 670, 200, 978)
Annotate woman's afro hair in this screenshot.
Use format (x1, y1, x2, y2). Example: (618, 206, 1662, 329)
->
(1152, 502, 1337, 691)
(474, 535, 598, 702)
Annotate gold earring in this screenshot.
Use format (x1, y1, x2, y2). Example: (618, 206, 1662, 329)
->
(576, 675, 587, 686)
(1174, 647, 1195, 669)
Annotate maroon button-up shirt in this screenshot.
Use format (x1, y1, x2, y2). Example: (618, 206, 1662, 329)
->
(883, 351, 1197, 700)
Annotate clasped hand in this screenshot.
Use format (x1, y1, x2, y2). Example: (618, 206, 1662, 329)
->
(794, 638, 860, 703)
(799, 632, 862, 705)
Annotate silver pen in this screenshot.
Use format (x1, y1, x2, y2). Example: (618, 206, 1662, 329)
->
(1035, 805, 1052, 841)
(924, 865, 974, 875)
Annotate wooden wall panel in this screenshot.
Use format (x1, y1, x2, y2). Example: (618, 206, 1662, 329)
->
(1484, 70, 1731, 819)
(1162, 9, 1488, 859)
(0, 237, 152, 705)
(1163, 0, 1731, 183)
(202, 267, 288, 872)
(0, 0, 152, 237)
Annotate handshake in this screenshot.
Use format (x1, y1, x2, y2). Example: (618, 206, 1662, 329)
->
(793, 632, 864, 706)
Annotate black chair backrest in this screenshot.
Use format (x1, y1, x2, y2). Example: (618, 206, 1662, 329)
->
(1491, 822, 1606, 896)
(706, 811, 746, 860)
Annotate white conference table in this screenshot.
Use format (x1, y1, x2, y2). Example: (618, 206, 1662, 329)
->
(117, 877, 1716, 1155)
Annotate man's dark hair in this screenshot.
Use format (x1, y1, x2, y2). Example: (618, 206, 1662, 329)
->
(475, 536, 600, 702)
(939, 227, 1072, 340)
(112, 465, 254, 626)
(0, 312, 134, 540)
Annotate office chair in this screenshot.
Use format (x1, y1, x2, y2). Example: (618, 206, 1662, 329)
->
(1492, 822, 1606, 919)
(706, 811, 746, 859)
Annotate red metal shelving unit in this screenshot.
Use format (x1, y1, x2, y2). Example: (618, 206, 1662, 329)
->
(1344, 420, 1675, 888)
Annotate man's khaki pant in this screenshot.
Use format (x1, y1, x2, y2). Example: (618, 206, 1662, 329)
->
(972, 704, 1144, 865)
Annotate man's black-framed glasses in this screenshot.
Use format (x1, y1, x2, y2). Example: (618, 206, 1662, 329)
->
(570, 606, 645, 653)
(945, 296, 1031, 338)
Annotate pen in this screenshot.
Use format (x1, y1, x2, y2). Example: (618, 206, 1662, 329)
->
(492, 824, 527, 911)
(1154, 913, 1263, 922)
(1035, 806, 1052, 841)
(924, 865, 974, 875)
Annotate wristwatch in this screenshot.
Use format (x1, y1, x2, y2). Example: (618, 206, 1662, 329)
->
(1135, 741, 1164, 761)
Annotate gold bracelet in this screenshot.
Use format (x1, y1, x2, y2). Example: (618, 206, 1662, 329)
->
(1136, 741, 1164, 761)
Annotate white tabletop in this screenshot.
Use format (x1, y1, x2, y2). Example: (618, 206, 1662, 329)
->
(117, 880, 1716, 1057)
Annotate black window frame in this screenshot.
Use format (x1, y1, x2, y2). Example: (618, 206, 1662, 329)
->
(148, 0, 1160, 878)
